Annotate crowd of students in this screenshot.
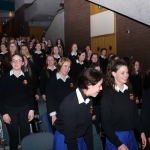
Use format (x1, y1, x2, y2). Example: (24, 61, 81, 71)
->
(0, 34, 150, 150)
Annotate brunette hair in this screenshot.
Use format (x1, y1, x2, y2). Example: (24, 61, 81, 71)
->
(23, 55, 32, 78)
(20, 45, 33, 62)
(89, 62, 102, 74)
(104, 59, 131, 90)
(89, 53, 100, 66)
(129, 60, 140, 75)
(76, 68, 103, 89)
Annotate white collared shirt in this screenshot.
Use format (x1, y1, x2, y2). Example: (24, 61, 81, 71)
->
(71, 52, 77, 56)
(101, 55, 106, 59)
(76, 59, 84, 65)
(10, 70, 25, 78)
(0, 51, 8, 55)
(114, 84, 128, 93)
(76, 88, 90, 104)
(56, 72, 69, 82)
(47, 66, 57, 71)
(34, 51, 42, 54)
(54, 55, 60, 59)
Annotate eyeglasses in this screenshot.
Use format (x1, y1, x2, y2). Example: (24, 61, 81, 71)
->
(12, 59, 22, 63)
(10, 46, 16, 48)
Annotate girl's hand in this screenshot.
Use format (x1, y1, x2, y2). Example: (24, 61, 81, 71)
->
(3, 114, 11, 124)
(28, 110, 34, 122)
(118, 144, 129, 150)
(52, 115, 57, 125)
(92, 115, 96, 121)
(35, 94, 39, 100)
(141, 132, 147, 150)
(42, 95, 46, 101)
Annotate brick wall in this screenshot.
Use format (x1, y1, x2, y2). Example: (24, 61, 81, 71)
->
(116, 14, 150, 72)
(2, 4, 30, 38)
(64, 0, 90, 55)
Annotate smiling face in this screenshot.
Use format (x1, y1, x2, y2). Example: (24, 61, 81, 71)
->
(59, 61, 71, 77)
(78, 52, 86, 62)
(112, 65, 129, 86)
(47, 56, 55, 66)
(0, 44, 7, 52)
(11, 55, 24, 71)
(9, 43, 17, 55)
(53, 46, 59, 55)
(21, 46, 28, 55)
(86, 79, 103, 97)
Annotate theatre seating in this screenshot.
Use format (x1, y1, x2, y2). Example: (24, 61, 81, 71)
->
(93, 124, 103, 150)
(21, 132, 54, 150)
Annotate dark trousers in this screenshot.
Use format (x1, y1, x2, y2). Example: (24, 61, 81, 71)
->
(5, 105, 30, 150)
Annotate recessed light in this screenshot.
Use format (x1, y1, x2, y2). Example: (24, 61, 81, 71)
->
(49, 17, 50, 19)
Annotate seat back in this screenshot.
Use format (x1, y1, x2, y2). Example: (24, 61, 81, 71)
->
(92, 124, 103, 150)
(38, 103, 53, 133)
(22, 132, 54, 150)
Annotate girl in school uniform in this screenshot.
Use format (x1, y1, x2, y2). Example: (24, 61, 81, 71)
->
(46, 58, 74, 131)
(129, 60, 142, 108)
(0, 43, 10, 76)
(40, 55, 57, 101)
(32, 43, 46, 81)
(53, 68, 103, 150)
(101, 59, 146, 150)
(70, 49, 86, 81)
(68, 43, 78, 63)
(0, 53, 34, 150)
(51, 46, 61, 63)
(47, 39, 53, 55)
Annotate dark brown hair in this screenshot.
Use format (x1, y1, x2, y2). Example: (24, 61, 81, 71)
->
(104, 59, 131, 90)
(76, 68, 103, 89)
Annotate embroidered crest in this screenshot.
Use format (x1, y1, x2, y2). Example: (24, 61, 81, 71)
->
(23, 80, 28, 85)
(130, 94, 134, 100)
(70, 83, 74, 88)
(90, 106, 93, 114)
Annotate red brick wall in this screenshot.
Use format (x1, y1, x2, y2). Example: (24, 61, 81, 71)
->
(64, 0, 90, 55)
(116, 14, 150, 72)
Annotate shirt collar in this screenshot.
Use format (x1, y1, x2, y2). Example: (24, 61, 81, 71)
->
(114, 84, 128, 93)
(101, 55, 106, 59)
(56, 72, 69, 82)
(10, 70, 25, 77)
(54, 55, 60, 59)
(71, 52, 77, 56)
(47, 66, 57, 70)
(35, 51, 42, 54)
(76, 88, 90, 104)
(0, 51, 8, 54)
(76, 59, 84, 65)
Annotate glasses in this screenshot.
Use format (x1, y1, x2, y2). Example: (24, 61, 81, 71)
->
(10, 46, 16, 48)
(12, 59, 22, 63)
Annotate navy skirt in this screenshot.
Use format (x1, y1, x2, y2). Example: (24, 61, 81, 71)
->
(105, 130, 138, 150)
(53, 130, 88, 150)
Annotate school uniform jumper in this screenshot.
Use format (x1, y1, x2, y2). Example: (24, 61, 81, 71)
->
(46, 73, 75, 131)
(101, 85, 143, 150)
(0, 70, 34, 150)
(40, 67, 57, 96)
(54, 88, 93, 150)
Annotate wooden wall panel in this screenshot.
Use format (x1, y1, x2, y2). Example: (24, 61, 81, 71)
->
(0, 26, 2, 33)
(90, 3, 107, 15)
(91, 34, 116, 56)
(90, 3, 117, 56)
(30, 27, 45, 40)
